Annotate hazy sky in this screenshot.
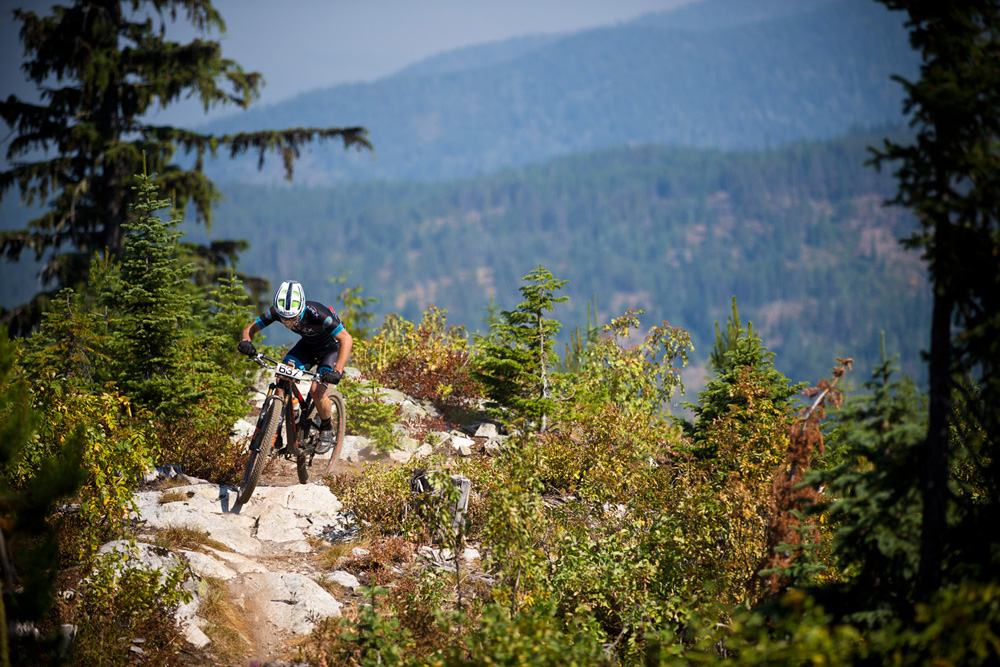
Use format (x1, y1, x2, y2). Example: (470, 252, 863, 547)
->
(2, 0, 699, 127)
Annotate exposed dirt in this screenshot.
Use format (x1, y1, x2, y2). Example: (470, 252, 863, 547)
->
(259, 450, 366, 487)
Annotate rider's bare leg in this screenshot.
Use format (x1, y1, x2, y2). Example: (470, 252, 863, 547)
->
(310, 381, 332, 421)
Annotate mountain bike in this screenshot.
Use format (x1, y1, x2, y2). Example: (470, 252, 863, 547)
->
(236, 353, 347, 504)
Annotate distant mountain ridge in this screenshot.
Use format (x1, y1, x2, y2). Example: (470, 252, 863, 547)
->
(196, 0, 919, 185)
(183, 126, 930, 390)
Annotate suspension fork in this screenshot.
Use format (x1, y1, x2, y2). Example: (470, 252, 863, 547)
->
(281, 378, 307, 451)
(251, 389, 286, 452)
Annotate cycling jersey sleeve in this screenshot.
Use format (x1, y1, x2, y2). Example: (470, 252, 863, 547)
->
(320, 306, 345, 337)
(254, 305, 280, 330)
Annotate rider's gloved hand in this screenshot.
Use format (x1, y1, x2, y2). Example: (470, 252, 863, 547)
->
(238, 340, 256, 357)
(322, 370, 342, 385)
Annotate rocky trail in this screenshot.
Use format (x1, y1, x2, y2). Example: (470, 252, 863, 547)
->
(110, 371, 498, 666)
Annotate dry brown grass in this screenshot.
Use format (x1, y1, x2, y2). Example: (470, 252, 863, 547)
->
(146, 525, 233, 553)
(315, 536, 373, 570)
(158, 490, 189, 504)
(197, 576, 253, 663)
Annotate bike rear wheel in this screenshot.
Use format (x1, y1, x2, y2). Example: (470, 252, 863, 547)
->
(295, 451, 309, 484)
(281, 388, 310, 484)
(324, 390, 347, 473)
(303, 387, 347, 474)
(237, 397, 281, 504)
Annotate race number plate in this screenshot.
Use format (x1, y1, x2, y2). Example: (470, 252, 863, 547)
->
(276, 364, 305, 380)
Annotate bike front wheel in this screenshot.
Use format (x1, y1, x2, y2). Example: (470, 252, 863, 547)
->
(237, 397, 281, 504)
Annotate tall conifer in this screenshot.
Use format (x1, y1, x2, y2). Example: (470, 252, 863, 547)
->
(0, 0, 370, 333)
(869, 0, 1000, 594)
(473, 266, 567, 431)
(103, 155, 193, 415)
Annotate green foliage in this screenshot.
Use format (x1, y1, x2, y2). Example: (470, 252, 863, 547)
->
(353, 312, 416, 373)
(558, 308, 692, 421)
(18, 286, 112, 384)
(325, 463, 415, 536)
(338, 380, 402, 453)
(0, 326, 87, 661)
(806, 356, 928, 624)
(0, 163, 272, 662)
(677, 579, 1000, 666)
(472, 266, 568, 431)
(441, 600, 611, 667)
(177, 269, 259, 432)
(102, 160, 197, 418)
(697, 368, 795, 607)
(480, 440, 552, 614)
(0, 0, 369, 333)
(72, 547, 191, 667)
(408, 469, 466, 545)
(536, 403, 681, 504)
(558, 297, 600, 375)
(331, 272, 380, 341)
(687, 296, 802, 447)
(383, 568, 455, 658)
(869, 0, 1000, 595)
(545, 512, 695, 659)
(307, 586, 413, 666)
(156, 416, 247, 488)
(363, 306, 483, 417)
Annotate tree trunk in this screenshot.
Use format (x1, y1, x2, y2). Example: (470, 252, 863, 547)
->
(919, 212, 951, 598)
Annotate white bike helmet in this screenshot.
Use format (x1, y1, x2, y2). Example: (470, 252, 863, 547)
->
(273, 280, 306, 319)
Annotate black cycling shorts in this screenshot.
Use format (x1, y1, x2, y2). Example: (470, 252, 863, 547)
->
(282, 340, 340, 376)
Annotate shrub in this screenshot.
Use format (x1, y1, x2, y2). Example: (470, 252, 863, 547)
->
(361, 306, 483, 418)
(338, 380, 403, 453)
(303, 586, 414, 667)
(556, 308, 692, 424)
(325, 463, 414, 536)
(71, 547, 191, 667)
(441, 600, 612, 667)
(157, 414, 247, 487)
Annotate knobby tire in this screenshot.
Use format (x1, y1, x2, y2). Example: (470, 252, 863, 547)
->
(303, 387, 347, 475)
(325, 390, 347, 474)
(237, 397, 281, 504)
(281, 389, 309, 484)
(296, 451, 309, 484)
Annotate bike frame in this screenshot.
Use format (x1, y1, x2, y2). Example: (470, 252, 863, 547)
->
(239, 351, 346, 500)
(254, 354, 322, 457)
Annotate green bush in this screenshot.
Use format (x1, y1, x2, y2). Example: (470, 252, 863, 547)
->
(326, 461, 414, 536)
(365, 306, 484, 418)
(339, 380, 403, 453)
(71, 547, 191, 667)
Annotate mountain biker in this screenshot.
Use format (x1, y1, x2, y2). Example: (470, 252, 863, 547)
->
(238, 280, 353, 454)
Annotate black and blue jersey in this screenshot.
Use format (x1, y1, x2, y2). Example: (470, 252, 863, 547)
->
(254, 300, 345, 351)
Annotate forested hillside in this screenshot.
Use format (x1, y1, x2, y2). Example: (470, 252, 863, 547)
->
(188, 126, 930, 390)
(197, 0, 919, 184)
(3, 1, 998, 664)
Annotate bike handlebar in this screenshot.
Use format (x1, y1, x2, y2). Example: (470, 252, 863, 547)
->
(247, 352, 325, 383)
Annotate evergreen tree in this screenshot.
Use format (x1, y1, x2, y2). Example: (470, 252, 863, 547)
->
(869, 0, 1000, 595)
(19, 286, 111, 384)
(181, 268, 257, 429)
(806, 353, 927, 624)
(0, 0, 370, 334)
(687, 296, 802, 446)
(102, 156, 194, 416)
(473, 266, 568, 431)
